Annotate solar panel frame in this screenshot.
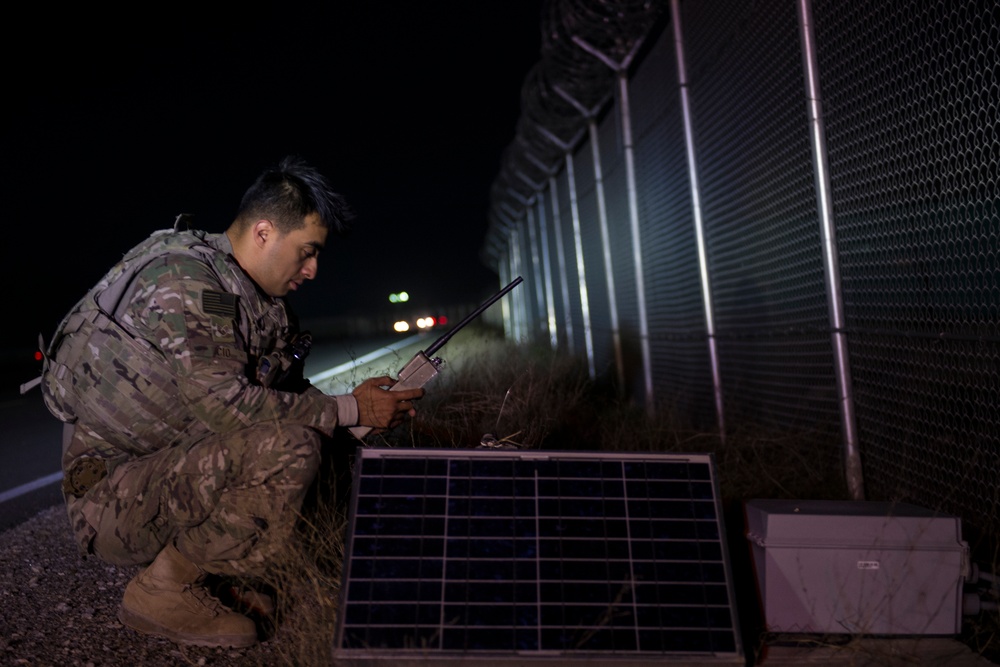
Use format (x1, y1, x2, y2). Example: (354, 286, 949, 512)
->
(333, 448, 744, 666)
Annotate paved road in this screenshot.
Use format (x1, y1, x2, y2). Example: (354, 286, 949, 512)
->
(0, 392, 62, 531)
(0, 333, 429, 530)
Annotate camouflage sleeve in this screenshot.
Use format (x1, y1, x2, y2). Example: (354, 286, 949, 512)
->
(123, 254, 348, 435)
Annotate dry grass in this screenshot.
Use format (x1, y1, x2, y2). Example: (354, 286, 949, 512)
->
(259, 325, 998, 665)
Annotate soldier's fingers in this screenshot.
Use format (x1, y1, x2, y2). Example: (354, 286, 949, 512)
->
(394, 387, 425, 401)
(364, 376, 394, 389)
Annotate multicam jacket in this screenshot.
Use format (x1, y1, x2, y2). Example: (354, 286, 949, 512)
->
(43, 226, 351, 465)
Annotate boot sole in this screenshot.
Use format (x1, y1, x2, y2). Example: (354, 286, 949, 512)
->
(118, 605, 258, 648)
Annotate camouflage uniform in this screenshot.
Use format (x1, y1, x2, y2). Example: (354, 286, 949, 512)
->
(52, 228, 355, 576)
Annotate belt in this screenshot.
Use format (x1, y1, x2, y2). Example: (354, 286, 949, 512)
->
(62, 456, 109, 498)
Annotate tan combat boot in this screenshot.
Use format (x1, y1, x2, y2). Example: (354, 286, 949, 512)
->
(118, 543, 258, 647)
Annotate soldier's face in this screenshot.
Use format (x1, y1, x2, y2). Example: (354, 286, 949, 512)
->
(258, 213, 328, 297)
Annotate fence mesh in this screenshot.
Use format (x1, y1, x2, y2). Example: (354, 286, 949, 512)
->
(489, 0, 999, 543)
(683, 0, 841, 441)
(814, 0, 1000, 534)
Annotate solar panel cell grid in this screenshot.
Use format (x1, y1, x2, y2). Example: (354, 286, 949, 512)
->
(335, 449, 742, 661)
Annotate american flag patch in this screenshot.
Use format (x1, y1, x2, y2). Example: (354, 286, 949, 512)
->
(202, 290, 237, 317)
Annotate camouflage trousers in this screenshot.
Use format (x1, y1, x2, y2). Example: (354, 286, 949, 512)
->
(66, 422, 322, 576)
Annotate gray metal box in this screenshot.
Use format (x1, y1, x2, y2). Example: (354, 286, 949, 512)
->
(745, 499, 968, 635)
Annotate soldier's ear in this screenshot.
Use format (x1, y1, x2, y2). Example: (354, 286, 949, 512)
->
(252, 219, 274, 249)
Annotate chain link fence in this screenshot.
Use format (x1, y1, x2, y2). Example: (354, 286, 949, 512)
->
(814, 0, 1000, 535)
(483, 0, 999, 543)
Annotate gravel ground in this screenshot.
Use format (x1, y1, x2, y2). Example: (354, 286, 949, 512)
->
(0, 505, 288, 666)
(2, 504, 995, 666)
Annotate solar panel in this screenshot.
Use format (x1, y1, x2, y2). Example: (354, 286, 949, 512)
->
(333, 448, 743, 665)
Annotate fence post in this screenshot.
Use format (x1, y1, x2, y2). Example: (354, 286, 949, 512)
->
(616, 70, 656, 414)
(565, 151, 597, 379)
(587, 117, 626, 390)
(498, 248, 514, 341)
(671, 0, 726, 441)
(516, 169, 559, 350)
(504, 192, 544, 341)
(570, 36, 655, 404)
(553, 83, 624, 387)
(535, 194, 559, 350)
(508, 225, 528, 343)
(549, 176, 575, 354)
(797, 0, 864, 500)
(534, 125, 596, 374)
(525, 204, 548, 338)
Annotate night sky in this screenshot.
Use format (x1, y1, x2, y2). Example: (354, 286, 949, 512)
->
(3, 3, 544, 354)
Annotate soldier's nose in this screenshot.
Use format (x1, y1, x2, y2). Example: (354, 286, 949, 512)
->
(302, 257, 318, 280)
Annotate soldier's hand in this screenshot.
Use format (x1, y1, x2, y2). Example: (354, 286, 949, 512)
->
(352, 376, 425, 430)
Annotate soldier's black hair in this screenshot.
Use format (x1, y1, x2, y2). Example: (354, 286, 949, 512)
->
(236, 156, 354, 234)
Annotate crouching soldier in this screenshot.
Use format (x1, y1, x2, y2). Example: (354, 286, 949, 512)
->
(40, 157, 424, 647)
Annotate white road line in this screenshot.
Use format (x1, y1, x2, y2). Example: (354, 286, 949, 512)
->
(307, 335, 420, 384)
(0, 471, 63, 504)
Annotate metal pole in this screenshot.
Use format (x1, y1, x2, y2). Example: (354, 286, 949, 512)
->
(509, 226, 526, 342)
(536, 194, 559, 349)
(618, 70, 655, 414)
(525, 205, 548, 338)
(798, 0, 864, 500)
(671, 0, 726, 441)
(498, 210, 524, 342)
(500, 236, 517, 341)
(552, 85, 617, 384)
(512, 176, 550, 342)
(588, 119, 626, 390)
(499, 251, 513, 340)
(566, 152, 597, 378)
(505, 209, 535, 343)
(549, 175, 575, 354)
(571, 34, 652, 406)
(518, 224, 531, 343)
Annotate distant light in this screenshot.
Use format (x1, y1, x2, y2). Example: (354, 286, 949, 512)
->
(393, 320, 410, 332)
(389, 291, 410, 304)
(34, 350, 43, 362)
(416, 316, 436, 329)
(438, 316, 448, 326)
(389, 294, 399, 303)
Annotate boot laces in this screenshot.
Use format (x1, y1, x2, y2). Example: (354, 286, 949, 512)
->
(183, 582, 231, 617)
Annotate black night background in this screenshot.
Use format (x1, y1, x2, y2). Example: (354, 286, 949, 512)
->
(2, 2, 544, 363)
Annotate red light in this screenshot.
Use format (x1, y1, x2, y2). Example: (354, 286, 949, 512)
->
(34, 350, 43, 362)
(438, 316, 448, 326)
